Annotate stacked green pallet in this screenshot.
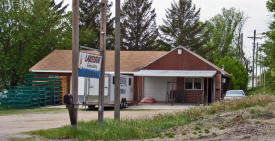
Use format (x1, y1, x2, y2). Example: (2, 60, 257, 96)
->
(25, 74, 61, 105)
(1, 86, 42, 109)
(0, 74, 61, 109)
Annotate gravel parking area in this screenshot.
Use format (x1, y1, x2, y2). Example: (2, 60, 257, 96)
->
(0, 106, 189, 141)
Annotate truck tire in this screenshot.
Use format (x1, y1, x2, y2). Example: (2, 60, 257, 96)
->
(120, 98, 127, 108)
(88, 105, 96, 111)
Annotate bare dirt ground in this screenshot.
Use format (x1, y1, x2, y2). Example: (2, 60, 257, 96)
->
(145, 102, 275, 141)
(0, 108, 184, 141)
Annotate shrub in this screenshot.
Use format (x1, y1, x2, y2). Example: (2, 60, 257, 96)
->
(204, 129, 210, 134)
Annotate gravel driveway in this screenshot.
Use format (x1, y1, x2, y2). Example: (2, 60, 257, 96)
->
(0, 108, 186, 140)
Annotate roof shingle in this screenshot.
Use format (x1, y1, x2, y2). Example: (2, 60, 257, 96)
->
(30, 50, 167, 72)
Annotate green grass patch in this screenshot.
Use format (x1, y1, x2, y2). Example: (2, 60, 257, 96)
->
(29, 95, 275, 140)
(165, 132, 175, 138)
(194, 125, 201, 130)
(30, 114, 189, 140)
(0, 108, 65, 116)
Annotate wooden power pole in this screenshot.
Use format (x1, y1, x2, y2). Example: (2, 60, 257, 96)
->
(71, 0, 79, 129)
(114, 0, 121, 120)
(255, 43, 259, 87)
(248, 30, 261, 88)
(98, 0, 107, 124)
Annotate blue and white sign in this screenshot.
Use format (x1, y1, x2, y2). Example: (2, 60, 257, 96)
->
(78, 52, 102, 78)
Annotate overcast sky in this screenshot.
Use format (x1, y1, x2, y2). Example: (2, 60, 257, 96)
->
(62, 0, 271, 59)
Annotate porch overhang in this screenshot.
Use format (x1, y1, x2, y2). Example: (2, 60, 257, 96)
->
(134, 70, 217, 78)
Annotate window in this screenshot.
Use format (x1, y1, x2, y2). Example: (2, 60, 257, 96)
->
(184, 78, 202, 90)
(185, 78, 193, 89)
(120, 77, 127, 85)
(194, 78, 202, 89)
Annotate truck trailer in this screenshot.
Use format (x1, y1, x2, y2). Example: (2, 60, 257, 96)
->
(77, 73, 134, 109)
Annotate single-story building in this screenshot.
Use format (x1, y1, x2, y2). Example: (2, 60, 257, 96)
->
(30, 46, 229, 105)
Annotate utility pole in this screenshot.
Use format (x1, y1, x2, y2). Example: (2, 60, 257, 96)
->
(255, 43, 259, 87)
(114, 0, 121, 120)
(248, 30, 262, 88)
(238, 33, 244, 63)
(98, 0, 106, 124)
(71, 0, 79, 129)
(264, 67, 266, 88)
(240, 33, 244, 63)
(260, 54, 263, 87)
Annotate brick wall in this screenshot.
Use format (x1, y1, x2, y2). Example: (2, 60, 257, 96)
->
(215, 73, 222, 101)
(184, 90, 203, 104)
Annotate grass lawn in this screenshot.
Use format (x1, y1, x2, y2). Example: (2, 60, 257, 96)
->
(0, 107, 66, 116)
(29, 94, 275, 141)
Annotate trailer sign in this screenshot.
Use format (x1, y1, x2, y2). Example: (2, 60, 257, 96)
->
(78, 52, 102, 78)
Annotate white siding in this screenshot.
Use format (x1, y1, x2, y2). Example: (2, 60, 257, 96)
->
(78, 77, 85, 96)
(143, 77, 176, 102)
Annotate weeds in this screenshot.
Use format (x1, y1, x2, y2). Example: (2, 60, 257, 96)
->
(29, 95, 275, 140)
(194, 125, 201, 130)
(204, 129, 210, 134)
(212, 132, 217, 136)
(165, 132, 175, 138)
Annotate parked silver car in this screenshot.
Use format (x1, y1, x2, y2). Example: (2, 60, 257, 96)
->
(224, 90, 246, 100)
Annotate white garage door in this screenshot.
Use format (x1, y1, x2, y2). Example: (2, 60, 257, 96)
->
(143, 77, 176, 102)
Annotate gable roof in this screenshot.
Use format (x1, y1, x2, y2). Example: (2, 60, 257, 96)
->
(180, 46, 229, 76)
(30, 47, 229, 76)
(140, 46, 230, 76)
(30, 50, 167, 73)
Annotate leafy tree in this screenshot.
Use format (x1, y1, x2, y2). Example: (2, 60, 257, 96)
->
(215, 57, 248, 90)
(160, 0, 208, 51)
(262, 0, 275, 89)
(0, 0, 71, 89)
(121, 0, 158, 50)
(204, 8, 247, 62)
(79, 0, 114, 49)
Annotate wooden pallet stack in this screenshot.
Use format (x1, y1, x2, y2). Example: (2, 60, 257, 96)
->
(60, 76, 70, 104)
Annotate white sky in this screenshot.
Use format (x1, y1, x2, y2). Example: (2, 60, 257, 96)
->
(62, 0, 271, 59)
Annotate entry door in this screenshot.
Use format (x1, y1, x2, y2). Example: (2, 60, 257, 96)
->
(88, 76, 109, 96)
(167, 82, 176, 103)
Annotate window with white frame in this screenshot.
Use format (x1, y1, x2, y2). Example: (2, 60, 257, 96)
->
(184, 78, 202, 90)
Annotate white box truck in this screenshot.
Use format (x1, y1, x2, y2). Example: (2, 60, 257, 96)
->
(77, 73, 134, 109)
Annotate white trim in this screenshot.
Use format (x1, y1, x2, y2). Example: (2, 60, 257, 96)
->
(134, 70, 217, 77)
(105, 71, 136, 74)
(30, 70, 72, 73)
(140, 46, 229, 76)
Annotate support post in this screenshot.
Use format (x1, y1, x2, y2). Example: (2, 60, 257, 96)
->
(71, 0, 79, 129)
(206, 78, 209, 105)
(98, 0, 107, 124)
(114, 0, 121, 120)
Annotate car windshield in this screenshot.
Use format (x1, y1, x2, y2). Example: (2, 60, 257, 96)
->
(226, 90, 244, 96)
